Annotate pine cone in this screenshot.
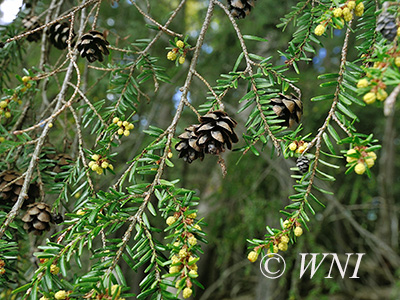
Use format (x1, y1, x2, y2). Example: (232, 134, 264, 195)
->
(196, 110, 238, 155)
(77, 30, 110, 63)
(22, 202, 53, 235)
(48, 22, 75, 50)
(228, 0, 256, 19)
(376, 12, 398, 42)
(296, 156, 309, 173)
(0, 170, 39, 207)
(22, 15, 42, 42)
(175, 125, 204, 163)
(270, 94, 303, 128)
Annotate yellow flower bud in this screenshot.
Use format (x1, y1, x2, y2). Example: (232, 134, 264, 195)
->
(283, 220, 290, 228)
(194, 224, 201, 231)
(112, 117, 119, 124)
(128, 123, 134, 130)
(101, 161, 109, 169)
(278, 242, 288, 251)
(48, 123, 53, 128)
(377, 89, 388, 101)
(367, 151, 377, 160)
(189, 269, 198, 276)
(347, 1, 356, 10)
(117, 120, 123, 127)
(281, 235, 290, 244)
(22, 76, 31, 83)
(395, 57, 400, 67)
(187, 212, 197, 219)
(178, 248, 187, 259)
(363, 92, 376, 104)
(354, 163, 366, 175)
(346, 156, 358, 163)
(108, 164, 114, 170)
(247, 251, 258, 262)
(171, 255, 180, 264)
(0, 137, 4, 143)
(355, 2, 364, 16)
(289, 142, 297, 151)
(91, 164, 98, 171)
(117, 128, 124, 135)
(365, 158, 374, 168)
(179, 56, 185, 64)
(169, 265, 180, 274)
(357, 78, 369, 88)
(294, 226, 303, 237)
(4, 112, 11, 118)
(333, 8, 342, 17)
(167, 51, 177, 61)
(176, 40, 185, 48)
(91, 154, 100, 161)
(182, 287, 192, 299)
(314, 24, 326, 36)
(111, 285, 121, 298)
(77, 209, 86, 216)
(0, 101, 7, 108)
(50, 264, 60, 275)
(122, 121, 129, 127)
(123, 130, 130, 137)
(166, 216, 177, 226)
(54, 290, 67, 300)
(167, 152, 173, 158)
(188, 236, 197, 246)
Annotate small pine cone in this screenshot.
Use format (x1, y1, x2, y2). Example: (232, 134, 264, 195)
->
(175, 125, 204, 163)
(228, 0, 256, 19)
(77, 30, 110, 63)
(22, 202, 53, 235)
(0, 170, 39, 207)
(196, 110, 239, 155)
(48, 22, 75, 49)
(270, 94, 303, 128)
(296, 156, 309, 173)
(376, 12, 398, 42)
(22, 15, 42, 42)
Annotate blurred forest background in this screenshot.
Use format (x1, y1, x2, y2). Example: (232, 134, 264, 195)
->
(0, 0, 399, 299)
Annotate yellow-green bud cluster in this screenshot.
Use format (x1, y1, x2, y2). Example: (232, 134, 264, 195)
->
(54, 290, 67, 300)
(314, 24, 326, 36)
(113, 117, 134, 137)
(247, 250, 259, 262)
(346, 147, 377, 175)
(167, 39, 188, 65)
(0, 99, 11, 119)
(50, 264, 60, 275)
(88, 154, 113, 175)
(288, 140, 309, 154)
(357, 77, 388, 104)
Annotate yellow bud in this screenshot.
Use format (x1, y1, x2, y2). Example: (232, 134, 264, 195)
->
(167, 152, 173, 158)
(117, 128, 124, 135)
(91, 164, 98, 171)
(188, 256, 196, 263)
(117, 121, 123, 127)
(128, 123, 134, 130)
(171, 255, 180, 264)
(108, 164, 114, 170)
(357, 78, 369, 88)
(50, 264, 60, 275)
(101, 161, 109, 169)
(398, 26, 400, 37)
(48, 123, 53, 128)
(167, 51, 177, 61)
(91, 154, 100, 161)
(88, 161, 95, 168)
(294, 226, 303, 237)
(194, 224, 201, 231)
(110, 285, 121, 298)
(314, 24, 326, 36)
(20, 87, 27, 92)
(0, 137, 5, 143)
(363, 92, 376, 104)
(188, 236, 197, 246)
(187, 212, 197, 219)
(367, 151, 377, 160)
(354, 163, 366, 175)
(281, 235, 290, 244)
(182, 287, 193, 299)
(112, 117, 119, 124)
(278, 242, 288, 251)
(377, 89, 388, 101)
(0, 101, 7, 108)
(122, 121, 129, 127)
(395, 57, 400, 68)
(173, 241, 180, 247)
(365, 158, 374, 168)
(343, 12, 353, 22)
(289, 142, 297, 151)
(283, 220, 290, 228)
(296, 146, 306, 153)
(77, 209, 86, 216)
(176, 40, 185, 48)
(333, 8, 343, 17)
(347, 1, 356, 10)
(169, 265, 180, 274)
(123, 130, 130, 137)
(22, 76, 31, 83)
(189, 269, 198, 276)
(166, 216, 177, 226)
(54, 290, 67, 300)
(4, 112, 11, 118)
(179, 56, 185, 64)
(355, 2, 364, 16)
(346, 156, 358, 163)
(178, 248, 187, 259)
(247, 251, 258, 262)
(40, 297, 49, 300)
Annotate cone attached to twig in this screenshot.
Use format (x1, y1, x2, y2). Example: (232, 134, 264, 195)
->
(48, 22, 75, 49)
(228, 0, 256, 19)
(175, 125, 204, 163)
(0, 170, 39, 207)
(196, 110, 239, 155)
(22, 202, 53, 235)
(22, 15, 42, 42)
(376, 12, 398, 42)
(77, 30, 110, 63)
(270, 93, 303, 128)
(296, 156, 309, 173)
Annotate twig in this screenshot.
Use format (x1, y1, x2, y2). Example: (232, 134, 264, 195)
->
(384, 83, 400, 116)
